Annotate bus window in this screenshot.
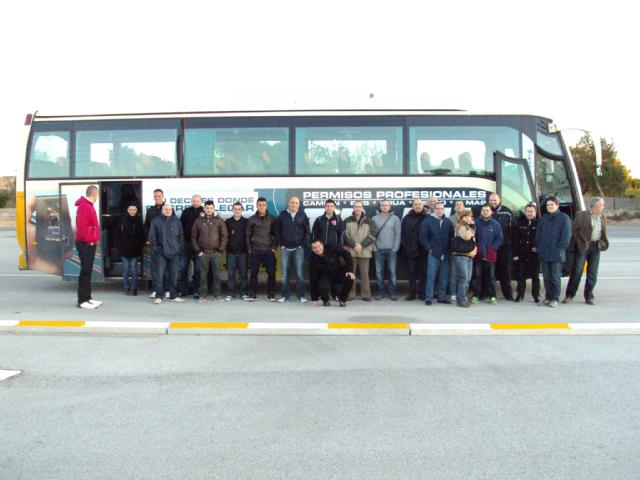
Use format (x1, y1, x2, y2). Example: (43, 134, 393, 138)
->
(295, 126, 402, 175)
(536, 152, 573, 204)
(536, 130, 564, 157)
(409, 126, 519, 176)
(75, 129, 177, 178)
(184, 127, 288, 176)
(28, 132, 70, 179)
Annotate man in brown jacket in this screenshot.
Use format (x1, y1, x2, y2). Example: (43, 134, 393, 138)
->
(192, 200, 228, 301)
(343, 201, 377, 301)
(563, 197, 609, 305)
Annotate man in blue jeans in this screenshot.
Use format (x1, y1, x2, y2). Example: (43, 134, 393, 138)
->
(149, 204, 186, 304)
(419, 202, 454, 305)
(536, 195, 572, 307)
(276, 196, 310, 303)
(372, 200, 401, 300)
(225, 202, 249, 300)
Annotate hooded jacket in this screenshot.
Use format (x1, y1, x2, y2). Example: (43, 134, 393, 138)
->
(75, 196, 100, 244)
(149, 214, 184, 258)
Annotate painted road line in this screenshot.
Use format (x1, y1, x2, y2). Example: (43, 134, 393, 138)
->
(0, 370, 22, 381)
(169, 322, 249, 329)
(0, 320, 19, 327)
(247, 322, 331, 335)
(84, 321, 169, 334)
(327, 322, 410, 335)
(410, 323, 493, 335)
(568, 323, 640, 334)
(490, 323, 570, 330)
(328, 323, 409, 329)
(18, 320, 86, 327)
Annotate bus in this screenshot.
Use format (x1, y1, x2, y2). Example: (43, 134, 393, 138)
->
(16, 109, 585, 282)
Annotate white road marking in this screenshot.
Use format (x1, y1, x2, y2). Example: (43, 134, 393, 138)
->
(0, 370, 21, 381)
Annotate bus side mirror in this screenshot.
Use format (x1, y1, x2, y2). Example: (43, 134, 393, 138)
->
(588, 131, 603, 176)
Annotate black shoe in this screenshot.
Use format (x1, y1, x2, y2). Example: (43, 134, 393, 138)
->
(339, 301, 346, 307)
(125, 289, 131, 296)
(390, 295, 398, 301)
(375, 294, 384, 301)
(504, 296, 514, 301)
(193, 294, 200, 300)
(405, 295, 416, 301)
(514, 296, 521, 303)
(418, 295, 426, 301)
(362, 297, 372, 302)
(323, 300, 331, 307)
(425, 300, 432, 306)
(132, 289, 138, 296)
(533, 297, 540, 303)
(437, 299, 451, 304)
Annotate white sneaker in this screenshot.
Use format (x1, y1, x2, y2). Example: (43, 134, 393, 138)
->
(241, 295, 249, 301)
(171, 297, 186, 303)
(89, 299, 102, 307)
(165, 292, 170, 298)
(450, 295, 457, 302)
(299, 297, 308, 303)
(78, 301, 97, 310)
(277, 297, 288, 303)
(154, 298, 162, 305)
(149, 291, 157, 299)
(225, 296, 232, 301)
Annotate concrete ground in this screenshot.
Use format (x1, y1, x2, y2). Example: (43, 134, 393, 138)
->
(1, 225, 638, 325)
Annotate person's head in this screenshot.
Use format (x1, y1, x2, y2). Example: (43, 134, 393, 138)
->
(161, 203, 173, 217)
(232, 201, 244, 219)
(480, 204, 493, 219)
(590, 196, 605, 216)
(353, 201, 364, 217)
(546, 196, 559, 214)
(85, 185, 98, 203)
(288, 196, 300, 213)
(433, 202, 445, 218)
(525, 203, 537, 220)
(427, 196, 437, 209)
(379, 200, 391, 214)
(126, 204, 138, 217)
(191, 195, 203, 209)
(453, 200, 465, 213)
(324, 199, 336, 216)
(488, 193, 501, 208)
(412, 198, 424, 214)
(459, 210, 473, 225)
(204, 200, 215, 216)
(311, 239, 324, 256)
(256, 197, 268, 216)
(153, 189, 165, 206)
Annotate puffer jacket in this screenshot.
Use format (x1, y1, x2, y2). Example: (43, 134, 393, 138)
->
(149, 215, 183, 258)
(191, 214, 228, 254)
(246, 212, 277, 252)
(343, 214, 377, 259)
(75, 196, 100, 244)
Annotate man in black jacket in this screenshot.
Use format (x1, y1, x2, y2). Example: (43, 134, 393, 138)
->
(179, 194, 203, 298)
(116, 203, 144, 296)
(512, 203, 540, 303)
(311, 199, 343, 252)
(144, 188, 175, 299)
(489, 193, 515, 300)
(308, 240, 355, 307)
(225, 202, 249, 300)
(276, 196, 310, 303)
(401, 198, 428, 301)
(246, 197, 277, 301)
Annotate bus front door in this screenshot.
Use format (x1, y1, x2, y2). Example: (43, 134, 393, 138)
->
(494, 151, 536, 217)
(59, 183, 104, 282)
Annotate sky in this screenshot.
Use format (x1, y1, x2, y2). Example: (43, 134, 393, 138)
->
(1, 0, 638, 176)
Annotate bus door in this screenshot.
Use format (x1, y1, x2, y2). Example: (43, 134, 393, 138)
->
(494, 151, 536, 218)
(59, 183, 104, 282)
(99, 181, 143, 278)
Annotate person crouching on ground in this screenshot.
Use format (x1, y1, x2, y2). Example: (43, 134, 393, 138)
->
(308, 239, 355, 307)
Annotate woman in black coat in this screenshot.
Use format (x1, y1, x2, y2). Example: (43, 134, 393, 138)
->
(117, 204, 144, 295)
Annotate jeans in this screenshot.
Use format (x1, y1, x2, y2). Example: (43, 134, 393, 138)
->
(565, 243, 600, 300)
(226, 252, 248, 297)
(374, 249, 397, 295)
(199, 251, 223, 297)
(471, 261, 496, 299)
(76, 241, 96, 305)
(540, 261, 563, 302)
(426, 253, 449, 301)
(249, 250, 276, 297)
(451, 255, 473, 305)
(407, 254, 427, 298)
(154, 253, 179, 299)
(281, 246, 305, 299)
(180, 242, 201, 295)
(122, 256, 139, 290)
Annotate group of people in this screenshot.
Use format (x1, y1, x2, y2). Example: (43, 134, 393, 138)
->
(74, 185, 609, 311)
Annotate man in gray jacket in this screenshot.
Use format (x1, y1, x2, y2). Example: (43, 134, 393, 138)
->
(372, 200, 401, 300)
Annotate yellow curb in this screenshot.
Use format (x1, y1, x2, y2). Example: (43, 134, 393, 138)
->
(169, 322, 249, 329)
(18, 320, 86, 327)
(328, 323, 409, 329)
(490, 323, 570, 330)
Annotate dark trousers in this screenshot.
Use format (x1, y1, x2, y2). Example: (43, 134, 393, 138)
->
(180, 242, 201, 295)
(516, 258, 540, 300)
(566, 243, 601, 300)
(314, 274, 354, 302)
(495, 246, 514, 299)
(471, 260, 496, 299)
(540, 261, 562, 302)
(249, 250, 276, 297)
(154, 254, 180, 299)
(199, 252, 222, 297)
(407, 254, 427, 298)
(76, 241, 96, 305)
(227, 252, 248, 297)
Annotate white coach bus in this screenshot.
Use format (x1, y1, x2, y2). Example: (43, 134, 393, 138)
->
(15, 109, 584, 281)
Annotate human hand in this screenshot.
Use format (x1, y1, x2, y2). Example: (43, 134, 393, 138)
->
(346, 272, 355, 280)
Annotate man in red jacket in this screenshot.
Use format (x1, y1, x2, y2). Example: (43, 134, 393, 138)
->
(75, 185, 101, 309)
